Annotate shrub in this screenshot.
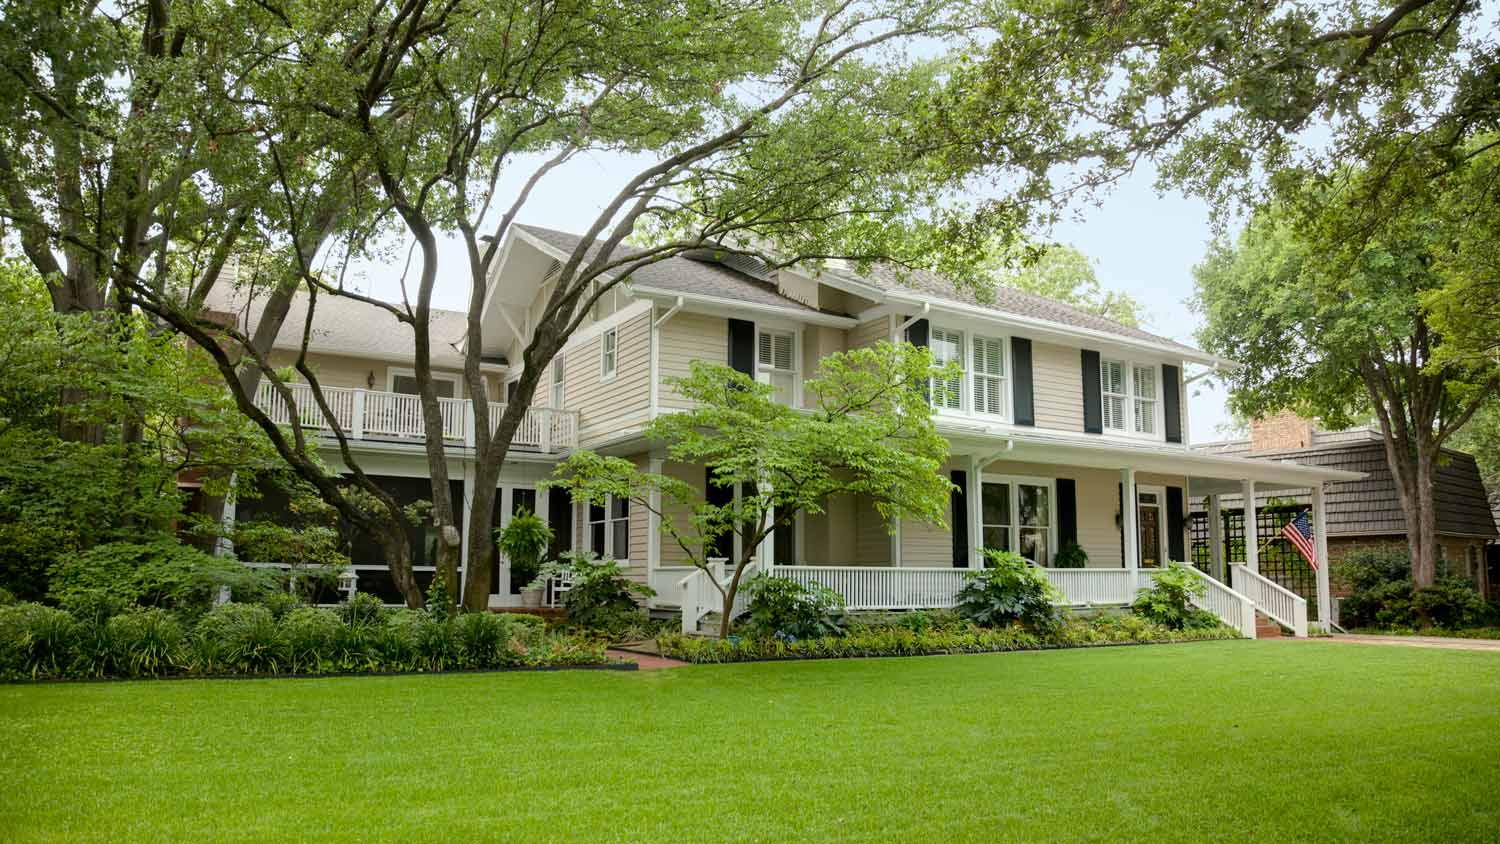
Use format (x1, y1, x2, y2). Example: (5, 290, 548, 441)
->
(1054, 541, 1089, 569)
(48, 538, 274, 615)
(372, 610, 425, 671)
(411, 611, 460, 671)
(105, 609, 186, 677)
(280, 607, 342, 673)
(454, 612, 516, 669)
(496, 509, 553, 592)
(192, 603, 286, 674)
(741, 574, 845, 640)
(541, 553, 655, 634)
(843, 610, 972, 634)
(0, 602, 77, 679)
(1412, 578, 1487, 629)
(340, 592, 388, 627)
(1132, 563, 1216, 630)
(954, 550, 1063, 633)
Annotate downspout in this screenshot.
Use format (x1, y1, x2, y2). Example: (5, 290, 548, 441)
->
(893, 302, 931, 341)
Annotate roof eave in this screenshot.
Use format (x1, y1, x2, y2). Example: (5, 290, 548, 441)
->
(629, 285, 856, 328)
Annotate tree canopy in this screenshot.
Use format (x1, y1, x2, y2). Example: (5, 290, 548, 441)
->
(990, 244, 1145, 328)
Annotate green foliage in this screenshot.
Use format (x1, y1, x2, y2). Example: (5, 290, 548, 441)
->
(990, 243, 1145, 327)
(1337, 548, 1489, 630)
(1132, 564, 1216, 631)
(1053, 542, 1088, 569)
(192, 604, 287, 674)
(953, 550, 1062, 633)
(0, 603, 78, 679)
(657, 612, 1236, 663)
(537, 553, 654, 635)
(496, 509, 553, 592)
(105, 610, 187, 678)
(47, 539, 273, 616)
(741, 575, 846, 640)
(1411, 580, 1489, 631)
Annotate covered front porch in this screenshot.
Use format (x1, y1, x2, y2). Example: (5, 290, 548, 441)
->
(662, 432, 1360, 637)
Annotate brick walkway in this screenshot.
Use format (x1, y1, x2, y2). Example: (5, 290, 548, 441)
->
(605, 648, 691, 670)
(1304, 634, 1500, 652)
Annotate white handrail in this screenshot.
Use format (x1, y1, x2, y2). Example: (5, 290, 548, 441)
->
(1231, 565, 1308, 637)
(678, 557, 748, 635)
(776, 565, 968, 611)
(1170, 566, 1257, 638)
(252, 381, 578, 451)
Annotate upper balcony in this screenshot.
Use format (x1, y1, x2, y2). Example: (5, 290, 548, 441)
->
(253, 381, 578, 454)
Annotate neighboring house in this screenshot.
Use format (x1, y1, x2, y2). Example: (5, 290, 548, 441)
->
(1195, 413, 1499, 601)
(213, 224, 1361, 637)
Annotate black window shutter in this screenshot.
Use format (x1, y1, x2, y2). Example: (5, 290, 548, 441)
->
(905, 318, 929, 348)
(1166, 486, 1186, 562)
(705, 467, 735, 559)
(950, 470, 968, 567)
(1011, 337, 1034, 426)
(727, 319, 755, 377)
(1162, 364, 1182, 443)
(1056, 478, 1077, 548)
(1117, 482, 1126, 565)
(1082, 349, 1102, 434)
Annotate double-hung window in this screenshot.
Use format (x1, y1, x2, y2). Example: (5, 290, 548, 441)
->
(600, 328, 617, 380)
(979, 477, 1053, 565)
(929, 327, 964, 411)
(1101, 358, 1159, 436)
(757, 329, 797, 405)
(971, 335, 1007, 417)
(550, 355, 565, 408)
(588, 495, 630, 561)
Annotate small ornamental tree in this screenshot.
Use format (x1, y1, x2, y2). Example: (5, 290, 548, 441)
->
(547, 342, 954, 638)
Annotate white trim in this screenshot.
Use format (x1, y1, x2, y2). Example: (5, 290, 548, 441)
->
(387, 367, 461, 398)
(1099, 357, 1164, 441)
(558, 298, 653, 354)
(978, 473, 1059, 565)
(599, 327, 618, 382)
(1134, 484, 1167, 568)
(630, 285, 857, 328)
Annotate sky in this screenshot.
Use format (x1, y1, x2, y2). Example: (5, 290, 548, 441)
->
(354, 150, 1238, 444)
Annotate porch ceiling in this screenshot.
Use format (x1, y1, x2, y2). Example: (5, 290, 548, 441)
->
(949, 430, 1363, 493)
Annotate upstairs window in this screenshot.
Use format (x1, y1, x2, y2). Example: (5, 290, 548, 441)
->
(550, 355, 565, 408)
(600, 328, 617, 380)
(971, 335, 1007, 417)
(929, 326, 964, 411)
(757, 329, 797, 405)
(1102, 359, 1159, 436)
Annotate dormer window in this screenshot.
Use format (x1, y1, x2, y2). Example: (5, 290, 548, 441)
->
(757, 329, 797, 405)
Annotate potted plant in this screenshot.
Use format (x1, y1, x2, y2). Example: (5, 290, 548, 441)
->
(495, 508, 552, 609)
(1054, 541, 1089, 569)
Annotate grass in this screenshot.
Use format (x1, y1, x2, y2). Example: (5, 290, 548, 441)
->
(2, 640, 1497, 843)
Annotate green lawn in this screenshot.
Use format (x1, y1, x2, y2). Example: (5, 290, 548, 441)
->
(2, 641, 1497, 843)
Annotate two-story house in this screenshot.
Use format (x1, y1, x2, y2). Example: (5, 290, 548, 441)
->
(214, 224, 1361, 637)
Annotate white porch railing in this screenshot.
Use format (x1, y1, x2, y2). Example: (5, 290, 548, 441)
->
(1174, 566, 1258, 639)
(776, 566, 970, 611)
(679, 558, 753, 635)
(1039, 568, 1138, 605)
(253, 381, 578, 452)
(649, 565, 698, 608)
(1231, 565, 1308, 637)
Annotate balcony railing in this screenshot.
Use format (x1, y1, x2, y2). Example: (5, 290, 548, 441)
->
(252, 381, 578, 453)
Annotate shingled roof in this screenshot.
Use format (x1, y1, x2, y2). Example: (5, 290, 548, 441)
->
(1196, 439, 1498, 539)
(515, 225, 1206, 356)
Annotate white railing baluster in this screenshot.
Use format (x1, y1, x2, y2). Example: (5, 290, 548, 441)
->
(1231, 565, 1308, 637)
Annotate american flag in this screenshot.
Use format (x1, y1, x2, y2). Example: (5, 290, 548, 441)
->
(1280, 510, 1318, 570)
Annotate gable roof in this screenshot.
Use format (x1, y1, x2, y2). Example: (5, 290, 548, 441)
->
(514, 225, 819, 314)
(514, 224, 1208, 358)
(1195, 438, 1498, 538)
(203, 284, 478, 370)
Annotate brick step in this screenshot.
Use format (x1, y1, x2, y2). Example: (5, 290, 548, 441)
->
(1254, 612, 1284, 639)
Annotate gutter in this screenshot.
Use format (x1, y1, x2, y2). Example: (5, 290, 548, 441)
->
(630, 285, 857, 328)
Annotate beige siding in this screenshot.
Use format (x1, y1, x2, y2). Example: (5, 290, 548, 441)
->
(852, 493, 892, 565)
(900, 514, 952, 567)
(1031, 340, 1084, 433)
(658, 311, 727, 411)
(847, 316, 890, 351)
(798, 325, 847, 408)
(562, 309, 651, 445)
(659, 461, 706, 566)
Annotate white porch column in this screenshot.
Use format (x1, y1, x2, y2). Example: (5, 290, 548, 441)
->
(1121, 467, 1139, 571)
(1312, 481, 1332, 631)
(1207, 494, 1224, 582)
(458, 465, 473, 595)
(1242, 479, 1259, 575)
(757, 480, 776, 569)
(494, 486, 512, 599)
(647, 456, 664, 580)
(968, 454, 984, 568)
(214, 473, 238, 558)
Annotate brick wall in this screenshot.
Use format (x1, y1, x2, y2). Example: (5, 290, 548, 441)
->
(1249, 410, 1315, 452)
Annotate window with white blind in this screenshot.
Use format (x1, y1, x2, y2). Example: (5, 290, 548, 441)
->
(1101, 358, 1160, 437)
(929, 327, 964, 411)
(600, 328, 617, 380)
(757, 329, 797, 405)
(971, 335, 1007, 417)
(550, 354, 565, 408)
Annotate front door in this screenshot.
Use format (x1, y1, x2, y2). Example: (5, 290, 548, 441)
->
(1137, 487, 1165, 568)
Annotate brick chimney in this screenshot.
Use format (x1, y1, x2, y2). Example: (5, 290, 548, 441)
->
(1249, 410, 1315, 452)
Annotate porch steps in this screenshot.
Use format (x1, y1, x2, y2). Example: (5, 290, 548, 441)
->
(696, 612, 726, 637)
(1254, 612, 1284, 639)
